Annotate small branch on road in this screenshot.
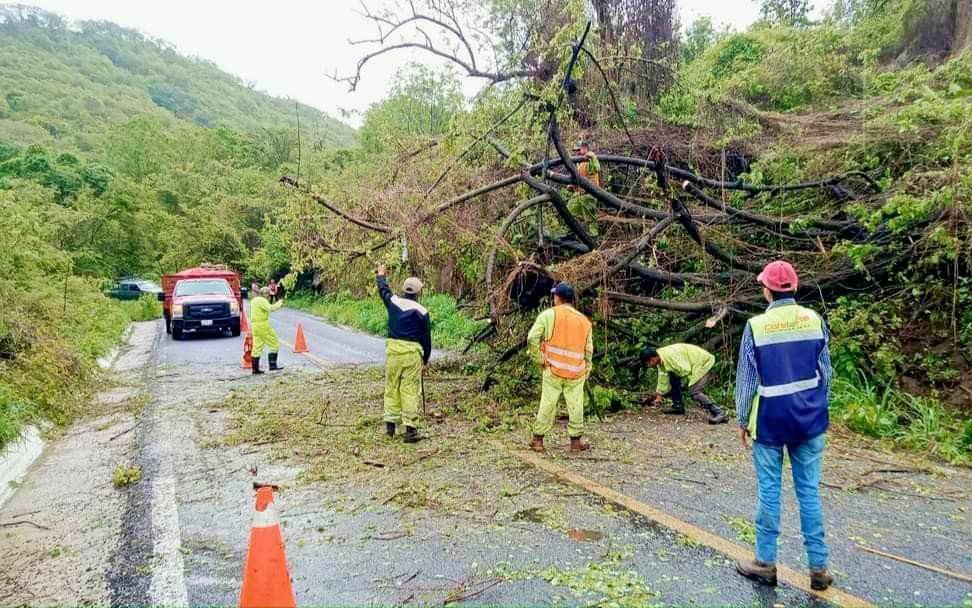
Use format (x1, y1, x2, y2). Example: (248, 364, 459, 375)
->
(0, 520, 51, 530)
(365, 531, 409, 541)
(855, 545, 972, 583)
(108, 422, 141, 442)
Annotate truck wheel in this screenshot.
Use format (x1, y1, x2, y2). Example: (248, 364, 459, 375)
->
(172, 327, 183, 340)
(231, 325, 241, 337)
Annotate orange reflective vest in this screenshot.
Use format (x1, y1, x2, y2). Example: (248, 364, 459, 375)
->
(542, 305, 592, 379)
(578, 157, 600, 188)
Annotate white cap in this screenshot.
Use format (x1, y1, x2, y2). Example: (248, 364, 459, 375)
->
(402, 277, 424, 295)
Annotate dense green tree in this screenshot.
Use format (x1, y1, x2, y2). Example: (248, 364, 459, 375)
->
(760, 0, 813, 26)
(680, 17, 723, 64)
(358, 65, 464, 152)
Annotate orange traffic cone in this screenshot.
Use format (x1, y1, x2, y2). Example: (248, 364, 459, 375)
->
(240, 308, 250, 334)
(239, 485, 296, 608)
(293, 324, 308, 354)
(241, 333, 253, 369)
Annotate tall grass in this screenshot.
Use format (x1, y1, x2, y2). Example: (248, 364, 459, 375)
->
(1, 278, 131, 449)
(830, 371, 972, 465)
(117, 293, 163, 322)
(286, 290, 486, 351)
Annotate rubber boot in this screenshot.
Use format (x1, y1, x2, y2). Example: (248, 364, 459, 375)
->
(529, 435, 545, 453)
(570, 436, 591, 452)
(810, 568, 834, 591)
(386, 422, 396, 438)
(735, 559, 778, 586)
(662, 404, 686, 415)
(251, 357, 264, 375)
(705, 403, 729, 425)
(269, 352, 283, 371)
(404, 426, 420, 443)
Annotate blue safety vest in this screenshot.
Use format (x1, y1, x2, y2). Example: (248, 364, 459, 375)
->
(747, 303, 829, 446)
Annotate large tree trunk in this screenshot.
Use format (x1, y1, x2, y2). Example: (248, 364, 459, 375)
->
(897, 0, 972, 61)
(956, 0, 972, 53)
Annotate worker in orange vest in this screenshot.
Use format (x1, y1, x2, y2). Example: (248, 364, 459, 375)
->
(571, 139, 601, 191)
(527, 282, 593, 453)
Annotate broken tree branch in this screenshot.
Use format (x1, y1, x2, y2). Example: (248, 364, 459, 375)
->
(280, 176, 392, 234)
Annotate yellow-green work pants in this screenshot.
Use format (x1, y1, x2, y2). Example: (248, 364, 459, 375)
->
(251, 322, 279, 358)
(533, 369, 585, 438)
(384, 340, 423, 428)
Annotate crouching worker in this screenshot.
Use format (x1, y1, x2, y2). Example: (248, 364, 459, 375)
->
(377, 264, 431, 444)
(641, 344, 729, 424)
(251, 287, 284, 374)
(528, 282, 593, 453)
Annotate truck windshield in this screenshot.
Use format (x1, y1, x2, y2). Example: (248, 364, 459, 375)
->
(174, 280, 232, 296)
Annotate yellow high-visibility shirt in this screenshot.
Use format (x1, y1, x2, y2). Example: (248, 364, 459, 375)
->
(655, 343, 715, 395)
(251, 296, 282, 325)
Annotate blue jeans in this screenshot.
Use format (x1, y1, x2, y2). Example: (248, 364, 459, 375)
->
(752, 433, 828, 569)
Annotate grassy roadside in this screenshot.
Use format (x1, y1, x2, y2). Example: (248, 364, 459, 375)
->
(0, 290, 159, 450)
(286, 290, 486, 352)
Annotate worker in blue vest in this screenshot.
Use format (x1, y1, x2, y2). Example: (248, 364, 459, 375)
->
(734, 260, 834, 591)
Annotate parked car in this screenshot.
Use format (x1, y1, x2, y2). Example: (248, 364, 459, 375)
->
(105, 278, 162, 300)
(159, 265, 247, 340)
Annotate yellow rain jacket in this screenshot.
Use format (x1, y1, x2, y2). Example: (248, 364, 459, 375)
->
(655, 343, 715, 395)
(251, 296, 283, 357)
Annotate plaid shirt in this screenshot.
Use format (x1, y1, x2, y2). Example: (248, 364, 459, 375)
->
(735, 298, 832, 428)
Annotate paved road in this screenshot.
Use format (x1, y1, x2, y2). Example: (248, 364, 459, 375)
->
(167, 305, 444, 369)
(2, 311, 969, 606)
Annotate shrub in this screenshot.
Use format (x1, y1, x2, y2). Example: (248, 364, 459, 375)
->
(286, 290, 486, 352)
(118, 293, 162, 322)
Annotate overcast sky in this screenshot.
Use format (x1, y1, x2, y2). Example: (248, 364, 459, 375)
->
(29, 1, 770, 126)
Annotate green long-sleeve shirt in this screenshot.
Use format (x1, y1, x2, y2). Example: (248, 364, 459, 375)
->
(251, 296, 283, 324)
(655, 343, 715, 395)
(527, 306, 593, 373)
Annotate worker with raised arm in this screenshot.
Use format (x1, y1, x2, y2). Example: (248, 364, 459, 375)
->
(640, 344, 729, 424)
(528, 282, 593, 453)
(250, 286, 284, 374)
(734, 260, 834, 592)
(376, 264, 431, 444)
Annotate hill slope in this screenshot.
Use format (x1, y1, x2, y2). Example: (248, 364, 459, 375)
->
(0, 5, 355, 150)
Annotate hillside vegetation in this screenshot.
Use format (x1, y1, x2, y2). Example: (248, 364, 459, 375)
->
(0, 5, 355, 150)
(0, 5, 354, 448)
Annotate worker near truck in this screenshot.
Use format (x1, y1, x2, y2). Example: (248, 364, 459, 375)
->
(528, 282, 593, 453)
(376, 264, 431, 444)
(251, 286, 284, 374)
(640, 344, 729, 424)
(734, 260, 834, 592)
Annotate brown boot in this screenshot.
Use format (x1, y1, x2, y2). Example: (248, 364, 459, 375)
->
(810, 568, 834, 591)
(529, 435, 545, 453)
(735, 558, 777, 586)
(569, 436, 591, 452)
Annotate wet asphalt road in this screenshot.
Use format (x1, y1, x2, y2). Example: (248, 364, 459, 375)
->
(16, 309, 968, 606)
(113, 308, 838, 607)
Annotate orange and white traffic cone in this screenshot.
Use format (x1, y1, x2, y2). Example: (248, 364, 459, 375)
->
(240, 308, 251, 334)
(293, 324, 308, 354)
(239, 485, 296, 608)
(241, 333, 253, 370)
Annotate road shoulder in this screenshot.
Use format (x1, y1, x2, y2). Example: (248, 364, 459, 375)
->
(0, 321, 159, 605)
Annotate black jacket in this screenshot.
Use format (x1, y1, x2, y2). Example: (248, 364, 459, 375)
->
(377, 276, 432, 363)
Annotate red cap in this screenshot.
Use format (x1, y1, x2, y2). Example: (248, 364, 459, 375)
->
(757, 260, 799, 291)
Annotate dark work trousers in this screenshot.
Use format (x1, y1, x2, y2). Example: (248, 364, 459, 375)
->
(668, 372, 716, 409)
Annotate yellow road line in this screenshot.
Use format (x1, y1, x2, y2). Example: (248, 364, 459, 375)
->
(494, 441, 875, 608)
(277, 338, 330, 368)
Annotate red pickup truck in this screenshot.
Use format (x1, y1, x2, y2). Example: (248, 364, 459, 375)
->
(159, 265, 247, 340)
